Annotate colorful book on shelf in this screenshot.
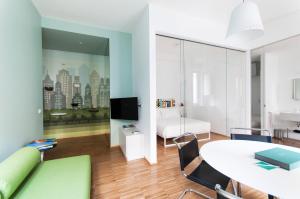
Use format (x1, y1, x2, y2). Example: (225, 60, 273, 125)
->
(156, 99, 176, 108)
(255, 147, 300, 170)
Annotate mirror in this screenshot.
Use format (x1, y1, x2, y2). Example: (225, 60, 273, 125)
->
(293, 78, 300, 100)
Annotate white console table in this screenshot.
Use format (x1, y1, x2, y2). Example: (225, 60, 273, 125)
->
(119, 127, 144, 161)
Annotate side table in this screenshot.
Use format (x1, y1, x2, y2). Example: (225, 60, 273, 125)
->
(25, 138, 57, 161)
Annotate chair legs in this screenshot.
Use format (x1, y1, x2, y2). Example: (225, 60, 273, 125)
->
(232, 180, 275, 199)
(237, 182, 242, 197)
(178, 188, 213, 199)
(268, 194, 274, 199)
(231, 180, 242, 197)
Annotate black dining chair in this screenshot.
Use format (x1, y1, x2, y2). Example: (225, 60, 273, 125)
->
(231, 133, 272, 143)
(173, 133, 231, 199)
(215, 184, 243, 199)
(230, 128, 272, 143)
(230, 128, 274, 199)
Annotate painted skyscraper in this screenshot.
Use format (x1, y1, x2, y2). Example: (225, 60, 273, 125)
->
(98, 78, 110, 108)
(104, 78, 110, 107)
(51, 81, 66, 109)
(98, 78, 105, 108)
(90, 70, 100, 108)
(72, 76, 83, 108)
(43, 73, 54, 110)
(73, 76, 81, 95)
(56, 69, 72, 108)
(84, 84, 92, 108)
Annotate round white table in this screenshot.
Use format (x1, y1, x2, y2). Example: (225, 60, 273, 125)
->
(200, 140, 300, 199)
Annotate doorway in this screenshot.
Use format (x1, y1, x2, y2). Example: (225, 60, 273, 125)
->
(251, 55, 261, 128)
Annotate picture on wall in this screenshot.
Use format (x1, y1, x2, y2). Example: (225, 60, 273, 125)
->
(42, 28, 110, 139)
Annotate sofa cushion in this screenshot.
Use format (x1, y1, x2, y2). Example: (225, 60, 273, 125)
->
(0, 147, 40, 199)
(12, 155, 91, 199)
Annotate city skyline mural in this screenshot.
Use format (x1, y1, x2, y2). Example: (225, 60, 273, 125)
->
(43, 49, 110, 139)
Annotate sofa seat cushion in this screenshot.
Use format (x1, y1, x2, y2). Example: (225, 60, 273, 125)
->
(12, 155, 91, 199)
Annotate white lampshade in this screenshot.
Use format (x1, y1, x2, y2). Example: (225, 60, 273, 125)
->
(226, 1, 264, 41)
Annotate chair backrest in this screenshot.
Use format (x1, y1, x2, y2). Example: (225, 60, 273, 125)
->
(230, 128, 270, 136)
(231, 134, 272, 143)
(215, 184, 242, 199)
(176, 137, 199, 171)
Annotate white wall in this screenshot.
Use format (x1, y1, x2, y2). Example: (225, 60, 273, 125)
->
(248, 11, 300, 49)
(149, 4, 249, 51)
(254, 36, 300, 135)
(263, 36, 300, 113)
(132, 7, 157, 164)
(150, 5, 300, 51)
(0, 0, 43, 160)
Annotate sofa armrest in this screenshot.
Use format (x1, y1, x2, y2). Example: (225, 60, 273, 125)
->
(0, 147, 40, 199)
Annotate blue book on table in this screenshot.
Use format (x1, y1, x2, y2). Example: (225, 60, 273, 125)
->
(255, 147, 300, 170)
(26, 141, 54, 148)
(25, 139, 57, 150)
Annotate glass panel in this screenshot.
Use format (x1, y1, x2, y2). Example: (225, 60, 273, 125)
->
(226, 49, 247, 135)
(183, 41, 227, 135)
(156, 36, 185, 141)
(156, 35, 248, 142)
(293, 78, 300, 100)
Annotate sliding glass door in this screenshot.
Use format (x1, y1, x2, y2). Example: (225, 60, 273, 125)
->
(156, 36, 185, 137)
(183, 41, 227, 134)
(156, 35, 247, 139)
(226, 49, 247, 134)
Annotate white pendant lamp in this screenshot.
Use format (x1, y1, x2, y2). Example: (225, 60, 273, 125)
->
(226, 0, 264, 41)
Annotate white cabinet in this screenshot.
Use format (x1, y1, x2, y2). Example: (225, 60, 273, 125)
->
(119, 127, 144, 161)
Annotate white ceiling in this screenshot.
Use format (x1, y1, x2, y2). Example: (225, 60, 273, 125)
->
(152, 0, 300, 24)
(32, 0, 300, 32)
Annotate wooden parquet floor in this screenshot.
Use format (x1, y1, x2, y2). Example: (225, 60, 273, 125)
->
(45, 133, 297, 199)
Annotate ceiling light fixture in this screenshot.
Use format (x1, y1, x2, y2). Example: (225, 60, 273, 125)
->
(226, 0, 264, 42)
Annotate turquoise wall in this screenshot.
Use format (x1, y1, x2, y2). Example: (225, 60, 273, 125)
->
(0, 0, 43, 160)
(42, 18, 133, 146)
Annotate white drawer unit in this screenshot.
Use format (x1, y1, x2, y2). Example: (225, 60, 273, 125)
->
(119, 127, 144, 161)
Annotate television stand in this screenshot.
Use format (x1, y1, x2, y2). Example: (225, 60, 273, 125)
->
(122, 124, 136, 129)
(119, 126, 144, 161)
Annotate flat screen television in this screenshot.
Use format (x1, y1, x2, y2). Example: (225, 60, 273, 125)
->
(110, 97, 138, 120)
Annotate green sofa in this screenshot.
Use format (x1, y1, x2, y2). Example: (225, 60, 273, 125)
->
(0, 147, 91, 199)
